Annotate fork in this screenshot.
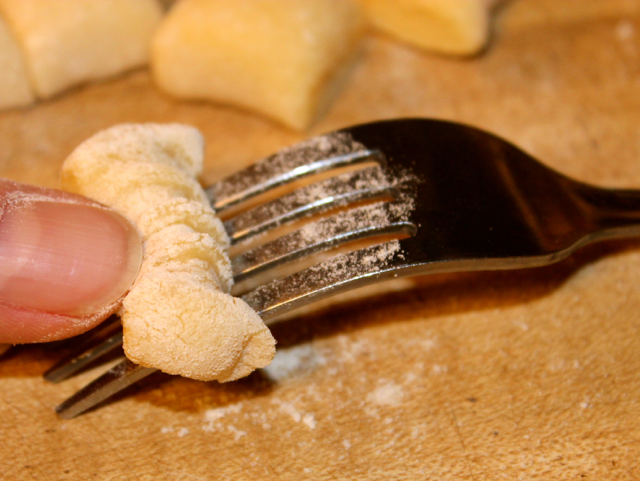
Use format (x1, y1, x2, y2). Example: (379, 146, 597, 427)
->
(46, 118, 640, 419)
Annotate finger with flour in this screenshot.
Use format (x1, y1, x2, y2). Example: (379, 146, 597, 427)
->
(0, 179, 142, 344)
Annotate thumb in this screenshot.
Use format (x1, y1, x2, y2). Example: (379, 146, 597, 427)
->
(0, 179, 142, 344)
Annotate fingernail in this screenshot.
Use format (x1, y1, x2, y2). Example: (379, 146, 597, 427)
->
(0, 198, 142, 317)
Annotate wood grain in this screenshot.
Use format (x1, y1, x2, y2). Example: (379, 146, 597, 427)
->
(1, 1, 640, 479)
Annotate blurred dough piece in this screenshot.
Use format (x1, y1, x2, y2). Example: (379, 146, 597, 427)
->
(0, 0, 163, 99)
(61, 123, 275, 382)
(356, 0, 491, 55)
(151, 0, 366, 130)
(0, 14, 34, 109)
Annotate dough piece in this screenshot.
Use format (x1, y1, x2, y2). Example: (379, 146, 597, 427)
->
(61, 124, 211, 224)
(124, 268, 275, 381)
(151, 0, 366, 130)
(137, 197, 229, 250)
(355, 0, 491, 55)
(0, 14, 34, 109)
(140, 223, 232, 293)
(61, 123, 275, 382)
(0, 0, 163, 99)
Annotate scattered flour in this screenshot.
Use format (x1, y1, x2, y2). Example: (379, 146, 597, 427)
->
(161, 426, 189, 437)
(616, 20, 635, 42)
(227, 425, 247, 440)
(271, 398, 317, 429)
(302, 413, 316, 429)
(336, 335, 372, 364)
(615, 20, 637, 57)
(421, 339, 437, 351)
(431, 364, 448, 375)
(201, 397, 318, 437)
(367, 381, 405, 407)
(203, 402, 243, 432)
(274, 400, 302, 423)
(404, 372, 418, 383)
(263, 343, 326, 382)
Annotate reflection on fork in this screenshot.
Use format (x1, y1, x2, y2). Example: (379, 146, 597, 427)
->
(46, 118, 640, 419)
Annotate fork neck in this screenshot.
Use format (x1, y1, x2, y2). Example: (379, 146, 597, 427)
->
(575, 183, 640, 240)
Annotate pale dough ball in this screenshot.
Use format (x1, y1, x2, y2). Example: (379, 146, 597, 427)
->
(63, 161, 210, 223)
(0, 0, 163, 98)
(141, 223, 233, 293)
(0, 14, 34, 109)
(356, 0, 490, 55)
(122, 268, 274, 382)
(62, 123, 206, 178)
(151, 0, 366, 130)
(61, 123, 209, 223)
(61, 123, 276, 382)
(137, 198, 230, 251)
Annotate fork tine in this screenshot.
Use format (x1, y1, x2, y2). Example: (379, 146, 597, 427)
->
(55, 359, 156, 420)
(225, 166, 396, 244)
(232, 202, 415, 283)
(208, 131, 384, 212)
(45, 331, 124, 384)
(44, 316, 123, 383)
(241, 241, 407, 322)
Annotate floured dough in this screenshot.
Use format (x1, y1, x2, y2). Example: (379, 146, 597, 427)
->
(0, 0, 163, 99)
(0, 14, 33, 109)
(61, 123, 276, 382)
(151, 0, 366, 130)
(355, 0, 491, 55)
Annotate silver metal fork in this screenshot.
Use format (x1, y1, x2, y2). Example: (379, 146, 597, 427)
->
(46, 118, 640, 419)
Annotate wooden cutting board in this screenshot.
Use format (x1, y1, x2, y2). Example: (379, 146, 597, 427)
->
(1, 1, 639, 479)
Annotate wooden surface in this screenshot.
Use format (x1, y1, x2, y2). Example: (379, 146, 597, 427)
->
(1, 1, 640, 479)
